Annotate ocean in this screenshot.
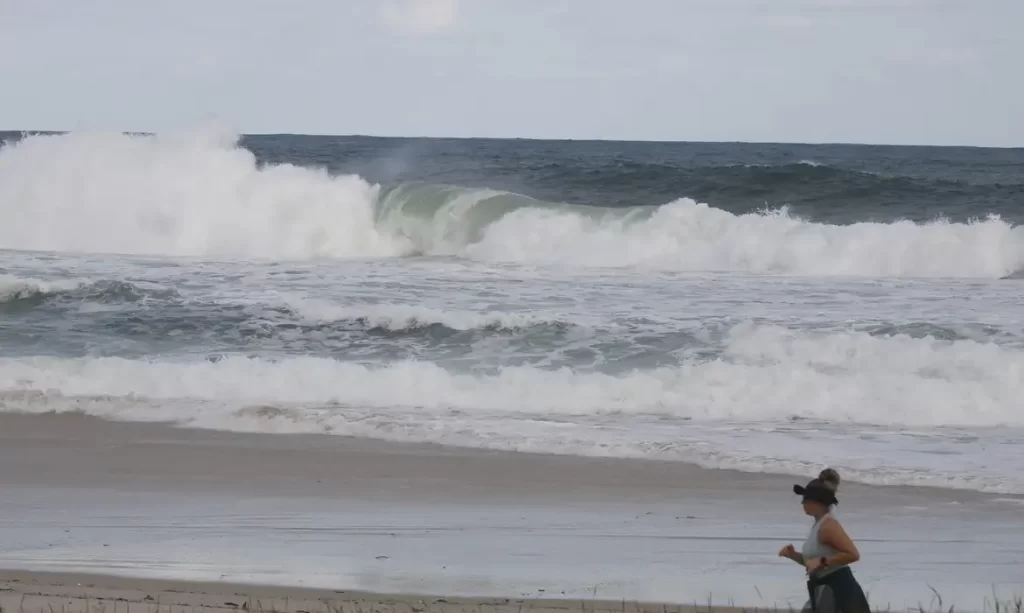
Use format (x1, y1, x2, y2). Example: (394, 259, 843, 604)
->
(2, 127, 1024, 497)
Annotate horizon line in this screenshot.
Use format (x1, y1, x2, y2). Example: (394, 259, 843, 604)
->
(0, 128, 1021, 151)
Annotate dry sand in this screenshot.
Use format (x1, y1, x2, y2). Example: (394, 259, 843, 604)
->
(0, 571, 747, 613)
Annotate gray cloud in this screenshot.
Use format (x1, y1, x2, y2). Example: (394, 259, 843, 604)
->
(0, 0, 1019, 146)
(380, 0, 461, 35)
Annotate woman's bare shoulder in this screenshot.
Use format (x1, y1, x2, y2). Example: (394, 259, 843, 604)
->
(820, 514, 843, 531)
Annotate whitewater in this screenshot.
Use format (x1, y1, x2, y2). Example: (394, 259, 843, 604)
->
(2, 129, 1023, 277)
(2, 128, 1024, 495)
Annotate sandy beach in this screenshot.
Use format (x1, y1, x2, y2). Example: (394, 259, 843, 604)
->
(0, 570, 757, 613)
(1, 413, 1022, 612)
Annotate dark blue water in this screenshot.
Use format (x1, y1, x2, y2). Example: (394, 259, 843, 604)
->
(238, 134, 1024, 223)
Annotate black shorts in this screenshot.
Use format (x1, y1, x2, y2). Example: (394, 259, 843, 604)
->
(803, 566, 870, 613)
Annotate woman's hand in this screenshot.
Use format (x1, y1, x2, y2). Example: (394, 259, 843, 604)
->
(778, 544, 796, 560)
(805, 557, 824, 574)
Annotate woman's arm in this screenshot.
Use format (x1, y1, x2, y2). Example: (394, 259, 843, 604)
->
(814, 518, 861, 568)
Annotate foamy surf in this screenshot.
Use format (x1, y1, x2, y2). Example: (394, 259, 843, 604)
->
(277, 298, 576, 332)
(0, 275, 93, 302)
(466, 201, 1024, 277)
(0, 130, 408, 260)
(2, 129, 1023, 277)
(1, 323, 1018, 425)
(1, 323, 1023, 494)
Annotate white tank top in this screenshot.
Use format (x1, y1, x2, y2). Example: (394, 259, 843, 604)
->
(801, 511, 846, 576)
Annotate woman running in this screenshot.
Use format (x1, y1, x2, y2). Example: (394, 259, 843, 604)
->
(778, 469, 870, 613)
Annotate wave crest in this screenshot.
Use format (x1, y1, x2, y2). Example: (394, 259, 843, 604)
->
(278, 299, 573, 332)
(0, 275, 177, 307)
(0, 275, 90, 303)
(2, 129, 1022, 278)
(465, 200, 1024, 277)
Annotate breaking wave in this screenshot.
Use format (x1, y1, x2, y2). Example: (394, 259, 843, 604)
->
(2, 323, 1020, 427)
(2, 129, 1022, 277)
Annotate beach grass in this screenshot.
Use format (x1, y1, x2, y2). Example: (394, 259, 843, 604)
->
(2, 592, 1022, 613)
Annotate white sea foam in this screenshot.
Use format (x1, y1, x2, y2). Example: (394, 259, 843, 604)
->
(0, 129, 407, 259)
(2, 129, 1022, 277)
(465, 201, 1024, 277)
(1, 323, 1022, 493)
(2, 323, 1019, 425)
(0, 274, 92, 301)
(279, 298, 572, 331)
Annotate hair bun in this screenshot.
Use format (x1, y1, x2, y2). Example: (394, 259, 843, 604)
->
(819, 468, 840, 492)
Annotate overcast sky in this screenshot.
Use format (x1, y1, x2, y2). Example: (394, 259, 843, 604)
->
(0, 0, 1020, 146)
